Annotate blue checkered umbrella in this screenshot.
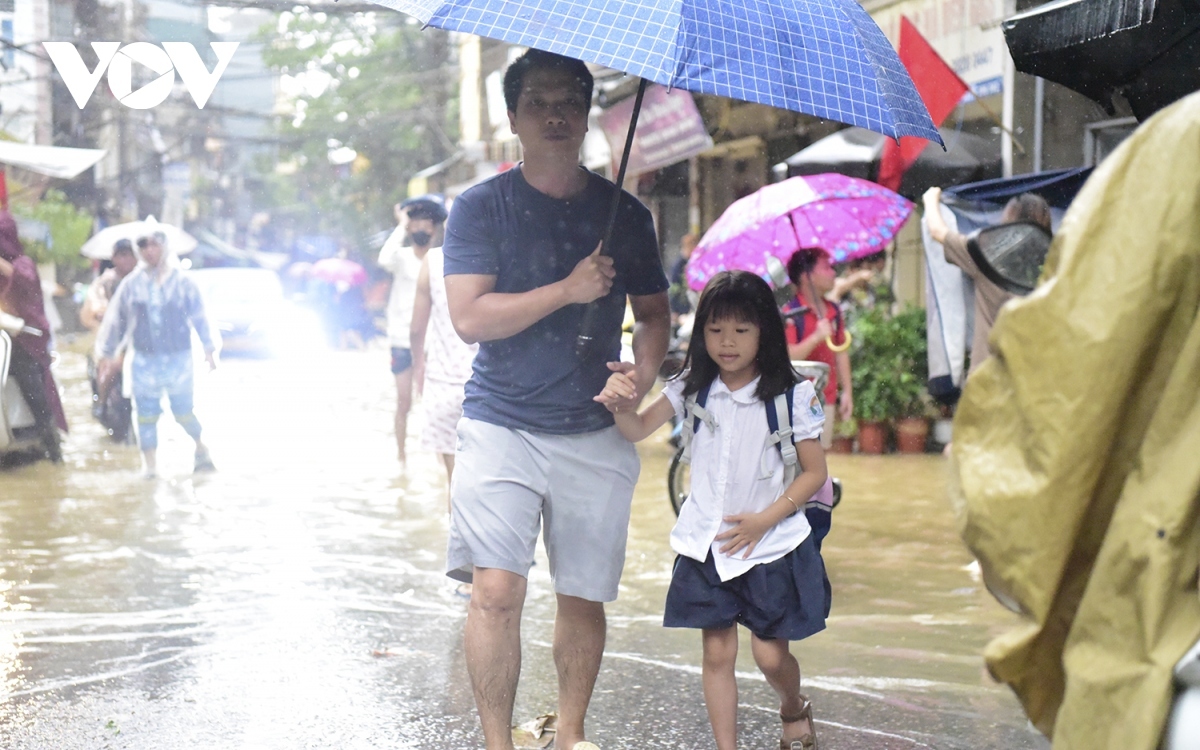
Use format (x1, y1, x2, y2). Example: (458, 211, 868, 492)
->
(371, 0, 942, 353)
(374, 0, 941, 144)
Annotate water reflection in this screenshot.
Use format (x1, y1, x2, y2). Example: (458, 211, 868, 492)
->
(0, 346, 1045, 748)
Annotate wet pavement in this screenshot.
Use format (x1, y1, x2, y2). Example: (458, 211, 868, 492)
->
(0, 344, 1050, 749)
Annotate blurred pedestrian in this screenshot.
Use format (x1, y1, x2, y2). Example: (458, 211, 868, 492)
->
(80, 239, 138, 330)
(81, 239, 138, 442)
(668, 232, 697, 320)
(378, 194, 447, 470)
(0, 211, 65, 461)
(596, 271, 829, 750)
(410, 246, 478, 492)
(442, 49, 669, 750)
(782, 247, 852, 447)
(923, 187, 1051, 373)
(97, 232, 216, 478)
(831, 249, 889, 303)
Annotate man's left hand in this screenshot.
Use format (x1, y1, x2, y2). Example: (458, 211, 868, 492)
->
(838, 392, 853, 423)
(204, 350, 218, 371)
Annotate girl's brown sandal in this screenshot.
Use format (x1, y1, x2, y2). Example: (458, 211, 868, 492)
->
(779, 694, 817, 750)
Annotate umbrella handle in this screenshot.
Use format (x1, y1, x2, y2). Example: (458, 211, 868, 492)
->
(576, 78, 649, 359)
(826, 329, 852, 353)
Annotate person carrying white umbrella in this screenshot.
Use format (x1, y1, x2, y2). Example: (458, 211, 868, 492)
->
(96, 231, 216, 478)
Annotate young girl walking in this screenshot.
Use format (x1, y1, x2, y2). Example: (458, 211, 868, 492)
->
(596, 270, 830, 750)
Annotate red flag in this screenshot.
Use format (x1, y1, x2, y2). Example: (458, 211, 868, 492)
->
(877, 17, 970, 191)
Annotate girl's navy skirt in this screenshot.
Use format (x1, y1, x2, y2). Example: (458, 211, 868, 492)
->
(663, 535, 829, 641)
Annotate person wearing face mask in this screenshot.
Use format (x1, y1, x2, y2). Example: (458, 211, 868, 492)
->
(378, 193, 447, 471)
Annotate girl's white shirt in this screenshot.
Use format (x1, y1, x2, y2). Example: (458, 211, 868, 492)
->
(664, 375, 825, 582)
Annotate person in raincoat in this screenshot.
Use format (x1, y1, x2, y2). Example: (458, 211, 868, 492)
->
(97, 231, 216, 478)
(0, 210, 66, 461)
(952, 90, 1200, 749)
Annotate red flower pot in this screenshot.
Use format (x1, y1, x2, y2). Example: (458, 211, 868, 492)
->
(895, 417, 930, 453)
(857, 420, 888, 454)
(830, 435, 854, 454)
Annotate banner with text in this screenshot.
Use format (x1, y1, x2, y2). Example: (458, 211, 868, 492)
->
(598, 84, 712, 177)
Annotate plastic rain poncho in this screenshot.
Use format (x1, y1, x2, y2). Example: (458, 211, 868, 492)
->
(951, 91, 1200, 749)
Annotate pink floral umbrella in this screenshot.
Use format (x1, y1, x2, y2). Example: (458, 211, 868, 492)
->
(310, 257, 367, 287)
(686, 174, 914, 291)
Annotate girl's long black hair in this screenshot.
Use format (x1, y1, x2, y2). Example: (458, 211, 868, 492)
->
(676, 270, 798, 400)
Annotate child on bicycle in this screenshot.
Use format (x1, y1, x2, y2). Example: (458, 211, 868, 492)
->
(595, 270, 830, 750)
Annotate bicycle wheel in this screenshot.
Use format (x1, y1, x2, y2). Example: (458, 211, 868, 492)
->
(667, 446, 690, 516)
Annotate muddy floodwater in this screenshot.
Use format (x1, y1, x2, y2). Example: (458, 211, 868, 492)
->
(0, 346, 1048, 749)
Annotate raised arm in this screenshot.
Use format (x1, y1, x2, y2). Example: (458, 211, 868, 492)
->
(444, 243, 615, 344)
(922, 187, 951, 244)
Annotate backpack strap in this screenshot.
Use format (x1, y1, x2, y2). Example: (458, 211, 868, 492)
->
(679, 381, 716, 466)
(765, 385, 836, 548)
(781, 303, 810, 342)
(763, 385, 800, 484)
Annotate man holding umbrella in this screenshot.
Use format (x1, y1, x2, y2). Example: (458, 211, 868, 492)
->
(442, 50, 669, 750)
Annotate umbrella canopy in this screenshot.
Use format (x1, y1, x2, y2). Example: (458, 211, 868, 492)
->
(310, 257, 367, 287)
(1003, 0, 1200, 120)
(377, 0, 941, 145)
(80, 217, 197, 260)
(687, 173, 913, 290)
(376, 0, 941, 356)
(780, 126, 1000, 197)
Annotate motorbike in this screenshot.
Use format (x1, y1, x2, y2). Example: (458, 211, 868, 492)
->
(0, 313, 53, 461)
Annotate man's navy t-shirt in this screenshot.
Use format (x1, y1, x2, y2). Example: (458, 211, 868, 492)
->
(442, 166, 667, 435)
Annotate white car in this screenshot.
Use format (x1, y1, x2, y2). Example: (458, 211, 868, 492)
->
(190, 267, 294, 357)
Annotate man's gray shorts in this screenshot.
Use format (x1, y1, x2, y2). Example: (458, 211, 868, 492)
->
(446, 417, 640, 603)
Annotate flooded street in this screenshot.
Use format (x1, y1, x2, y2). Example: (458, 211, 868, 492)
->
(0, 346, 1048, 749)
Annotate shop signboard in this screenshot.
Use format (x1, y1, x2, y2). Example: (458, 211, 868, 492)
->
(598, 84, 712, 177)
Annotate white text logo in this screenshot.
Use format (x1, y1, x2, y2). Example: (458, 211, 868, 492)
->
(43, 42, 239, 110)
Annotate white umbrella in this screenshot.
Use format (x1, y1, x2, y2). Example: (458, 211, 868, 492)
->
(80, 216, 197, 260)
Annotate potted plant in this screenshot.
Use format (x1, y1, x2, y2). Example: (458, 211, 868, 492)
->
(853, 388, 891, 454)
(830, 419, 856, 454)
(887, 307, 931, 453)
(849, 306, 930, 454)
(849, 307, 898, 454)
